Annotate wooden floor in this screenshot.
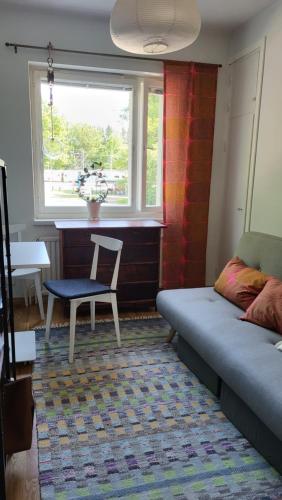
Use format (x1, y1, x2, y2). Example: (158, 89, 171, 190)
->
(5, 298, 158, 500)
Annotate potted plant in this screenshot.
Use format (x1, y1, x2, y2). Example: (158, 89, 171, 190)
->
(76, 162, 109, 220)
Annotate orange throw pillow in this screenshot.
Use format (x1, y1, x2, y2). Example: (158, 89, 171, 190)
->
(242, 277, 282, 335)
(215, 257, 268, 310)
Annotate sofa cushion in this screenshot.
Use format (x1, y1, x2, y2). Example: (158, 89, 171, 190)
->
(236, 232, 282, 280)
(242, 277, 282, 335)
(214, 257, 268, 310)
(157, 287, 282, 440)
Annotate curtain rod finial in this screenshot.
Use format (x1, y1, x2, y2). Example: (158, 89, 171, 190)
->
(4, 42, 18, 53)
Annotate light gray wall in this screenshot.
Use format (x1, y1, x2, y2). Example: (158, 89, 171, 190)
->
(205, 64, 229, 283)
(230, 0, 282, 56)
(0, 5, 229, 286)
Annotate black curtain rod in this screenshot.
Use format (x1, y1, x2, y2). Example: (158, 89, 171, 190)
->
(5, 41, 167, 63)
(5, 41, 222, 67)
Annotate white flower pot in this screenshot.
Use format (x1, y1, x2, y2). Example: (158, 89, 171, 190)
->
(87, 201, 101, 220)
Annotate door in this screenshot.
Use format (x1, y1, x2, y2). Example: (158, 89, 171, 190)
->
(250, 29, 282, 237)
(221, 49, 260, 264)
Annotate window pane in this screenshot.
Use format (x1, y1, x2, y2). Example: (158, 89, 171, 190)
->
(146, 92, 163, 207)
(41, 82, 131, 207)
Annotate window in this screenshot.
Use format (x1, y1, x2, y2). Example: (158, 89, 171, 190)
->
(146, 90, 163, 208)
(30, 67, 163, 219)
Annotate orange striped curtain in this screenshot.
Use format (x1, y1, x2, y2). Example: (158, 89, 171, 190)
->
(162, 61, 218, 289)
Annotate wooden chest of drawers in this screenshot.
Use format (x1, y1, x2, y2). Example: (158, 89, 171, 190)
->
(55, 220, 165, 309)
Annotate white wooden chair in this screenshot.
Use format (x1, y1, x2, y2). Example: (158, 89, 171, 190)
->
(44, 234, 123, 363)
(7, 224, 45, 320)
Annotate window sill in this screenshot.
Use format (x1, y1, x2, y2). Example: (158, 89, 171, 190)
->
(33, 215, 164, 226)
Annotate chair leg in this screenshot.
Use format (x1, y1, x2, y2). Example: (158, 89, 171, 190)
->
(90, 300, 95, 331)
(34, 273, 45, 320)
(23, 281, 28, 307)
(69, 300, 78, 364)
(45, 293, 55, 342)
(28, 282, 33, 305)
(111, 294, 121, 348)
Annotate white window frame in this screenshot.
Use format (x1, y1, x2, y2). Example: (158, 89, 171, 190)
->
(30, 65, 163, 220)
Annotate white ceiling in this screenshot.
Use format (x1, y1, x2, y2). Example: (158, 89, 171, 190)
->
(0, 0, 277, 30)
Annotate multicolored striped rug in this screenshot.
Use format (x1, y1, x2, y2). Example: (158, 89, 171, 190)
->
(33, 318, 282, 499)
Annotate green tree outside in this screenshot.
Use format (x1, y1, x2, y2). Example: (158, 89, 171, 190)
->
(146, 93, 163, 206)
(42, 95, 162, 206)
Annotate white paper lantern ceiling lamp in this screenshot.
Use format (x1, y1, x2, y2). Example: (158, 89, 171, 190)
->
(110, 0, 201, 56)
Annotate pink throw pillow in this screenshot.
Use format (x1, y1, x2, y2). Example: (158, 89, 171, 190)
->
(242, 277, 282, 335)
(215, 257, 268, 310)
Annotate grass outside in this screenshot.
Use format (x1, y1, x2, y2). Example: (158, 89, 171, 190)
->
(47, 188, 128, 205)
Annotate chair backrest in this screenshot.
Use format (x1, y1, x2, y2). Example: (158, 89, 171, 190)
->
(90, 234, 123, 290)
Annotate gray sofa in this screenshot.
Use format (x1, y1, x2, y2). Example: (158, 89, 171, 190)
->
(157, 232, 282, 474)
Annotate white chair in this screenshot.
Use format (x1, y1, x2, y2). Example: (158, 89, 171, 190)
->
(7, 224, 45, 320)
(44, 234, 123, 363)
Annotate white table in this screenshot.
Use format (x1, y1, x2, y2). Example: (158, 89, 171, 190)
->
(7, 241, 50, 362)
(10, 241, 50, 269)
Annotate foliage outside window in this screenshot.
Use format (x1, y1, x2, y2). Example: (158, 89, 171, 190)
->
(146, 91, 163, 207)
(30, 67, 163, 219)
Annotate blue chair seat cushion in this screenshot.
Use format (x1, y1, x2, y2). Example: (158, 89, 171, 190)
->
(44, 278, 113, 299)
